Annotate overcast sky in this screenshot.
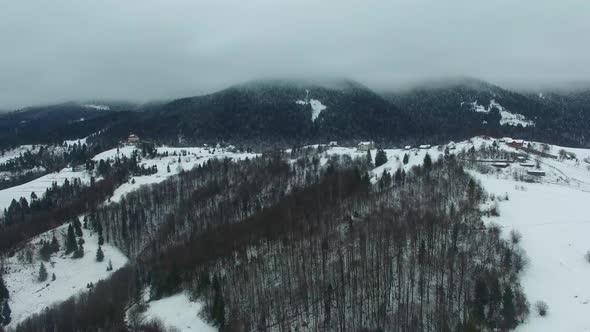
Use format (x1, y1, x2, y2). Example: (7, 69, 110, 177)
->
(1, 0, 589, 109)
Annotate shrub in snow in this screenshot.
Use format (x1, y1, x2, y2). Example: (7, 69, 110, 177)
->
(510, 230, 522, 245)
(535, 300, 548, 317)
(585, 251, 590, 263)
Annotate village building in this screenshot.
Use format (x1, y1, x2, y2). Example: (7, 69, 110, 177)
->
(127, 134, 140, 144)
(357, 141, 375, 152)
(419, 144, 431, 149)
(527, 169, 546, 176)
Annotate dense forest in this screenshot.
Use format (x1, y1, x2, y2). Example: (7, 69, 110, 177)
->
(9, 148, 528, 331)
(2, 78, 589, 150)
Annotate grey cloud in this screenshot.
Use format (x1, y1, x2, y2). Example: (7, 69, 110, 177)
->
(1, 0, 589, 109)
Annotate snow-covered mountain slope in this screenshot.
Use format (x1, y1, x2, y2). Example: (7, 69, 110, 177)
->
(315, 137, 590, 330)
(0, 145, 44, 166)
(464, 100, 535, 127)
(139, 292, 215, 332)
(295, 95, 327, 121)
(0, 167, 90, 211)
(95, 145, 258, 204)
(2, 220, 128, 327)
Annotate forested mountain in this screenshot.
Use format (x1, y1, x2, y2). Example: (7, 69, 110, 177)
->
(386, 78, 590, 147)
(2, 78, 589, 151)
(10, 151, 529, 331)
(95, 79, 416, 147)
(0, 102, 139, 149)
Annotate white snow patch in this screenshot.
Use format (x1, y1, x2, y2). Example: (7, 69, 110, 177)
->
(83, 104, 110, 111)
(476, 175, 590, 332)
(0, 145, 43, 165)
(2, 222, 128, 327)
(0, 167, 90, 211)
(142, 292, 215, 332)
(101, 146, 258, 204)
(464, 100, 535, 127)
(295, 98, 327, 121)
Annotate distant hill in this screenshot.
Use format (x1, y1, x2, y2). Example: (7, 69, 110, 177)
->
(2, 78, 589, 149)
(385, 78, 590, 147)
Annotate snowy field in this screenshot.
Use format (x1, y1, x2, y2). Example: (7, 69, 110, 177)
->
(0, 145, 43, 165)
(99, 145, 258, 204)
(477, 175, 590, 331)
(0, 167, 90, 211)
(141, 292, 215, 332)
(2, 220, 128, 327)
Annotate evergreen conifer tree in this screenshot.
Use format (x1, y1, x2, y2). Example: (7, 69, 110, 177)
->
(96, 246, 104, 262)
(0, 276, 8, 300)
(65, 224, 78, 254)
(1, 301, 11, 326)
(38, 263, 48, 282)
(375, 149, 388, 167)
(50, 235, 60, 253)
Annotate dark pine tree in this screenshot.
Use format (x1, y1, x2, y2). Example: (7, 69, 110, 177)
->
(403, 153, 409, 165)
(50, 235, 60, 253)
(375, 149, 388, 167)
(96, 246, 104, 262)
(424, 153, 432, 171)
(38, 263, 48, 282)
(0, 276, 8, 300)
(1, 301, 11, 326)
(65, 224, 78, 254)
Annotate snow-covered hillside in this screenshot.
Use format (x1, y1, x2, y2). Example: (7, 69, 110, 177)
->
(2, 220, 128, 327)
(0, 167, 90, 211)
(95, 145, 258, 204)
(464, 100, 535, 127)
(139, 292, 215, 332)
(296, 97, 327, 121)
(316, 137, 590, 330)
(0, 145, 44, 165)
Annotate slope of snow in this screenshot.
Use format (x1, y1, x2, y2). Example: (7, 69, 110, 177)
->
(2, 221, 128, 327)
(142, 292, 215, 332)
(0, 145, 43, 165)
(475, 175, 590, 331)
(295, 98, 327, 121)
(92, 145, 138, 161)
(83, 104, 110, 111)
(464, 100, 534, 127)
(0, 167, 90, 211)
(103, 146, 258, 204)
(63, 137, 87, 147)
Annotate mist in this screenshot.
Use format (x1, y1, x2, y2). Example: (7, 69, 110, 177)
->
(1, 0, 589, 109)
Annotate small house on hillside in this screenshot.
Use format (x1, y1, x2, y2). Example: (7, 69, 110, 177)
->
(419, 144, 431, 149)
(329, 141, 338, 147)
(357, 141, 375, 152)
(404, 145, 412, 150)
(508, 139, 525, 148)
(127, 134, 140, 144)
(492, 162, 510, 168)
(527, 169, 546, 176)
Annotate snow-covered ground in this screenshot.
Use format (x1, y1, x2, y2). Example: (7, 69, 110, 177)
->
(100, 145, 258, 204)
(83, 104, 110, 111)
(463, 100, 535, 127)
(476, 175, 590, 331)
(459, 138, 590, 331)
(295, 97, 327, 121)
(2, 220, 128, 327)
(0, 145, 43, 165)
(141, 292, 215, 332)
(0, 167, 90, 211)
